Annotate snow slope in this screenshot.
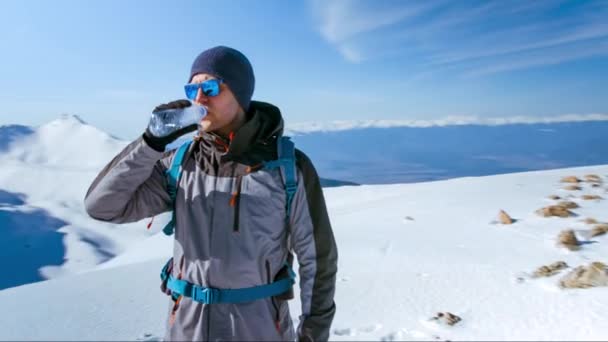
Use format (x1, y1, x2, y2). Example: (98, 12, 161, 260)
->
(0, 115, 170, 289)
(1, 164, 607, 341)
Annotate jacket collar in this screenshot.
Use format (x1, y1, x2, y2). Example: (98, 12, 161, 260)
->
(199, 101, 284, 157)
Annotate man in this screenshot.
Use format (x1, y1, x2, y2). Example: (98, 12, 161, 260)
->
(84, 46, 338, 341)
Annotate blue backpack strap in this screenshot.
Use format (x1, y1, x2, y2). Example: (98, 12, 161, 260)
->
(263, 136, 298, 223)
(162, 140, 193, 236)
(280, 137, 298, 222)
(160, 261, 296, 304)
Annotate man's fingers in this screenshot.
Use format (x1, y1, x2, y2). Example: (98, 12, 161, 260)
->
(175, 99, 191, 108)
(153, 99, 191, 113)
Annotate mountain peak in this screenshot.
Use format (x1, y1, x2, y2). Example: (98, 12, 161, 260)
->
(0, 114, 127, 168)
(57, 114, 87, 125)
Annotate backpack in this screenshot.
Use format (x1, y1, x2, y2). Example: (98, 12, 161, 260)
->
(157, 136, 298, 305)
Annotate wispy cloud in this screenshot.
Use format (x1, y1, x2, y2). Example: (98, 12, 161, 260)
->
(463, 39, 608, 77)
(310, 0, 608, 76)
(335, 43, 364, 63)
(431, 19, 608, 66)
(311, 0, 438, 62)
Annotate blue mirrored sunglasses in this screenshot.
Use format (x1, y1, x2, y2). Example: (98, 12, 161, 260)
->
(184, 79, 223, 100)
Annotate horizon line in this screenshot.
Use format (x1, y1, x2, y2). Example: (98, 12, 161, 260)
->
(2, 113, 608, 138)
(285, 113, 608, 134)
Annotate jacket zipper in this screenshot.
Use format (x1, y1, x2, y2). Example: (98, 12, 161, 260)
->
(207, 133, 232, 340)
(230, 175, 243, 232)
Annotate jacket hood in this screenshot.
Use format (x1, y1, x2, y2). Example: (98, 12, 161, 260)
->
(235, 100, 284, 149)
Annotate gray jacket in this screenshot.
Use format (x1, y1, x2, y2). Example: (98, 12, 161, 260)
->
(84, 101, 338, 341)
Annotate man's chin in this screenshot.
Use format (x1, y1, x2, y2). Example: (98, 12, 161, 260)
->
(199, 120, 213, 132)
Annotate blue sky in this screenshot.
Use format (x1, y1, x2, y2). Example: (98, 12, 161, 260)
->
(1, 0, 607, 139)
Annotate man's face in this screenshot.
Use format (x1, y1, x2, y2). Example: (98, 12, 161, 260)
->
(190, 73, 243, 133)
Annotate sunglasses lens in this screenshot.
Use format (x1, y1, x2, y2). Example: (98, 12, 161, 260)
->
(184, 84, 198, 100)
(184, 80, 221, 99)
(202, 80, 220, 97)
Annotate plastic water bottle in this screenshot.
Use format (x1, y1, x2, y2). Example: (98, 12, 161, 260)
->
(147, 101, 207, 138)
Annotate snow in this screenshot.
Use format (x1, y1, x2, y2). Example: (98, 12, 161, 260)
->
(0, 258, 169, 341)
(0, 115, 168, 284)
(1, 116, 608, 340)
(325, 166, 608, 341)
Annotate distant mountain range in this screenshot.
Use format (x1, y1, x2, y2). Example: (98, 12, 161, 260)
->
(290, 121, 608, 184)
(2, 115, 608, 185)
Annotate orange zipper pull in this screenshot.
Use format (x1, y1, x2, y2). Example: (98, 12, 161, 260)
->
(146, 216, 155, 229)
(169, 296, 182, 326)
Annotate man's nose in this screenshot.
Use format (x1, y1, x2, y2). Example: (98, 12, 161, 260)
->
(194, 88, 209, 105)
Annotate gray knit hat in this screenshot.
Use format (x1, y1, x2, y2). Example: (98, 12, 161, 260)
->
(189, 46, 255, 111)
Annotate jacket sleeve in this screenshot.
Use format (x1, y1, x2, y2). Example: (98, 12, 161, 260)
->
(290, 150, 338, 342)
(84, 135, 175, 223)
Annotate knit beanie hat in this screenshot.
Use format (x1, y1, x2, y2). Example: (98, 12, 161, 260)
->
(189, 46, 255, 111)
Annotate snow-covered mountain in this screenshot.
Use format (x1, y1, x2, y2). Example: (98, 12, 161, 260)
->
(3, 114, 124, 169)
(1, 115, 608, 340)
(0, 115, 166, 289)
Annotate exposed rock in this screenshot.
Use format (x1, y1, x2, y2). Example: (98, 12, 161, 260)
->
(536, 205, 574, 218)
(582, 195, 603, 201)
(431, 312, 462, 326)
(557, 200, 579, 209)
(548, 195, 561, 200)
(561, 176, 581, 183)
(498, 210, 514, 224)
(584, 217, 598, 225)
(584, 174, 602, 183)
(557, 230, 580, 251)
(564, 185, 582, 191)
(591, 224, 608, 237)
(559, 262, 608, 289)
(532, 261, 569, 278)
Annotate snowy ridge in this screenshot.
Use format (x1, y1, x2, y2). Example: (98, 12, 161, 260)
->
(284, 113, 608, 135)
(1, 114, 126, 169)
(0, 115, 163, 287)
